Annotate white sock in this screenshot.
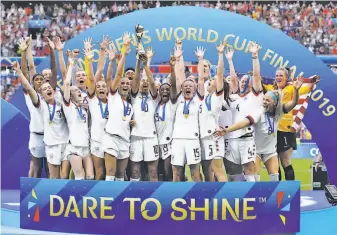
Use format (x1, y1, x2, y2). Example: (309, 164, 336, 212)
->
(244, 174, 256, 182)
(105, 175, 115, 181)
(130, 178, 140, 181)
(86, 176, 94, 180)
(269, 173, 279, 181)
(255, 174, 261, 182)
(116, 178, 125, 181)
(75, 177, 84, 180)
(228, 173, 245, 182)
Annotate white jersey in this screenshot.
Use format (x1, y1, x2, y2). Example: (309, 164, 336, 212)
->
(37, 90, 69, 146)
(199, 92, 224, 138)
(80, 89, 89, 104)
(155, 99, 179, 145)
(131, 92, 159, 138)
(88, 96, 108, 143)
(63, 101, 89, 147)
(172, 94, 203, 139)
(105, 91, 134, 142)
(219, 103, 233, 139)
(223, 92, 263, 138)
(24, 91, 44, 133)
(251, 104, 284, 154)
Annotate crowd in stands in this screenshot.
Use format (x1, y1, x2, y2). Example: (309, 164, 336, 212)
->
(1, 1, 337, 102)
(1, 1, 337, 57)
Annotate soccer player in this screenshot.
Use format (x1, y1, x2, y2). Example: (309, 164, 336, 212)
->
(264, 68, 319, 181)
(215, 76, 304, 181)
(62, 58, 94, 180)
(18, 37, 46, 178)
(154, 55, 179, 181)
(199, 41, 226, 182)
(220, 42, 264, 182)
(101, 32, 134, 181)
(171, 47, 206, 182)
(12, 61, 70, 179)
(129, 46, 160, 181)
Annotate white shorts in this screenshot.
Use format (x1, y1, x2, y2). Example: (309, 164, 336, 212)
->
(29, 133, 45, 158)
(130, 136, 159, 162)
(201, 135, 225, 161)
(64, 144, 90, 159)
(101, 133, 130, 160)
(257, 152, 277, 163)
(90, 139, 104, 159)
(159, 142, 172, 160)
(171, 139, 201, 166)
(45, 144, 67, 165)
(226, 137, 256, 165)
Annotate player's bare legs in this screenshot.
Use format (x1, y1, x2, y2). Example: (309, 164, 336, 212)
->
(163, 157, 173, 181)
(69, 155, 85, 180)
(264, 155, 279, 181)
(43, 158, 50, 178)
(104, 152, 117, 181)
(189, 164, 201, 182)
(223, 158, 244, 182)
(243, 161, 256, 182)
(116, 159, 129, 181)
(48, 164, 60, 179)
(172, 165, 184, 182)
(279, 148, 294, 180)
(92, 154, 105, 180)
(147, 160, 159, 181)
(212, 159, 227, 182)
(130, 161, 141, 181)
(201, 160, 214, 182)
(60, 160, 70, 179)
(255, 156, 262, 181)
(28, 156, 43, 178)
(83, 155, 94, 180)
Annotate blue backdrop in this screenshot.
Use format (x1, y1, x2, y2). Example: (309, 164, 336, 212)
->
(2, 7, 337, 188)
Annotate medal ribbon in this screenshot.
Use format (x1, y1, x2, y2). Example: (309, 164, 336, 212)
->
(141, 93, 149, 111)
(46, 100, 56, 123)
(99, 99, 108, 118)
(122, 98, 129, 117)
(77, 105, 84, 120)
(266, 112, 275, 134)
(183, 98, 193, 115)
(155, 103, 166, 121)
(205, 94, 212, 111)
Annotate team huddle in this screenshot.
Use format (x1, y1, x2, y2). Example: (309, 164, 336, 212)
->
(13, 31, 319, 182)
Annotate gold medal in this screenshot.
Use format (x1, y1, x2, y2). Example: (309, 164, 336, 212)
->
(184, 114, 189, 119)
(49, 121, 52, 126)
(162, 121, 166, 125)
(272, 133, 276, 137)
(123, 116, 127, 121)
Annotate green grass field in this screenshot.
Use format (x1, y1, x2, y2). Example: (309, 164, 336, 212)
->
(186, 158, 313, 190)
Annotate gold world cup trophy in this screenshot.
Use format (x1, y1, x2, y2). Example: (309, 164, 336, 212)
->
(135, 24, 146, 60)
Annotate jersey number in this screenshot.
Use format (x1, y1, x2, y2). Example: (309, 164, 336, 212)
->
(225, 139, 229, 148)
(127, 107, 131, 116)
(208, 145, 213, 156)
(162, 144, 169, 155)
(199, 105, 203, 113)
(248, 147, 255, 156)
(142, 104, 149, 112)
(154, 113, 160, 122)
(236, 104, 240, 112)
(193, 148, 200, 160)
(153, 145, 160, 157)
(56, 110, 63, 118)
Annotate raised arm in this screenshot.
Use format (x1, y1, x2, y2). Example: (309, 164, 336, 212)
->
(26, 35, 36, 78)
(225, 47, 238, 94)
(143, 57, 157, 97)
(174, 40, 185, 89)
(47, 38, 57, 90)
(283, 76, 304, 113)
(248, 42, 263, 93)
(216, 118, 251, 137)
(63, 59, 75, 103)
(83, 46, 95, 96)
(18, 37, 29, 79)
(106, 42, 117, 88)
(111, 33, 131, 92)
(216, 41, 226, 92)
(95, 35, 110, 82)
(12, 61, 39, 105)
(195, 47, 206, 97)
(146, 46, 154, 67)
(54, 36, 67, 80)
(169, 55, 178, 100)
